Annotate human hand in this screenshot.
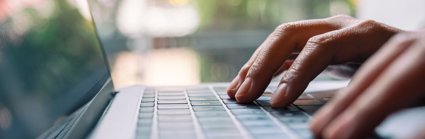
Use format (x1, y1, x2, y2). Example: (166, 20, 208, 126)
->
(226, 15, 400, 107)
(310, 31, 425, 139)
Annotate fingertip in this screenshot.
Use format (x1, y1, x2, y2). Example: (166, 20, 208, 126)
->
(270, 84, 289, 107)
(323, 126, 340, 139)
(227, 76, 242, 99)
(235, 78, 254, 103)
(323, 116, 352, 139)
(235, 94, 252, 103)
(227, 89, 236, 99)
(324, 109, 361, 139)
(309, 105, 331, 137)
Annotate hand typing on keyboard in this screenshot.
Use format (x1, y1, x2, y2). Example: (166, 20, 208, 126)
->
(227, 14, 425, 139)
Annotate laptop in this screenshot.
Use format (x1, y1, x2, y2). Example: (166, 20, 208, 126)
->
(0, 0, 424, 139)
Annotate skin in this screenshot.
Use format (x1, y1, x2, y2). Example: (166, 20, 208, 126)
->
(227, 15, 425, 138)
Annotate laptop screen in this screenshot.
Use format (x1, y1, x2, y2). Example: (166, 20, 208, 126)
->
(0, 0, 110, 138)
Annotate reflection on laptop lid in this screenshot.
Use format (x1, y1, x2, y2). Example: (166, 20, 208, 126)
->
(0, 0, 111, 138)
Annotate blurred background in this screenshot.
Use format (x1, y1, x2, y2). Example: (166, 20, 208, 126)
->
(89, 0, 357, 88)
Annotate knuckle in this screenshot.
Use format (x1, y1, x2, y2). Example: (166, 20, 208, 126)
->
(270, 23, 298, 40)
(238, 64, 251, 76)
(327, 14, 354, 21)
(305, 35, 332, 49)
(354, 19, 379, 29)
(246, 49, 270, 78)
(246, 61, 262, 79)
(280, 68, 301, 83)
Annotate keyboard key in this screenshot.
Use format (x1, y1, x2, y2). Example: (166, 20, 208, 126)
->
(263, 106, 299, 112)
(137, 118, 153, 125)
(192, 106, 226, 111)
(158, 131, 196, 139)
(158, 115, 193, 122)
(189, 96, 218, 101)
(135, 132, 151, 139)
(195, 111, 229, 117)
(277, 116, 309, 124)
(286, 122, 309, 129)
(157, 100, 187, 104)
(136, 128, 152, 135)
(142, 94, 155, 98)
(157, 96, 186, 100)
(242, 120, 276, 127)
(255, 100, 271, 106)
(203, 128, 241, 137)
(215, 91, 228, 95)
(138, 113, 154, 118)
(140, 102, 154, 107)
(187, 93, 215, 97)
(236, 115, 271, 121)
(206, 135, 243, 139)
(139, 107, 154, 112)
(200, 122, 236, 129)
(158, 104, 189, 109)
(231, 110, 266, 116)
(221, 99, 238, 104)
(202, 127, 239, 134)
(247, 126, 283, 134)
(158, 92, 185, 96)
(270, 110, 305, 117)
(198, 117, 233, 124)
(191, 101, 222, 106)
(159, 123, 194, 130)
(257, 96, 271, 100)
(292, 128, 313, 139)
(141, 98, 155, 102)
(297, 105, 322, 115)
(158, 110, 191, 115)
(226, 103, 259, 109)
(252, 133, 289, 139)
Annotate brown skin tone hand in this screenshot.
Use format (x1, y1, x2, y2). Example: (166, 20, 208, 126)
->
(227, 14, 425, 139)
(227, 15, 400, 106)
(310, 31, 425, 139)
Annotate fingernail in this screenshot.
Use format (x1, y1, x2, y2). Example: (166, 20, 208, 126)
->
(235, 78, 254, 103)
(271, 83, 288, 107)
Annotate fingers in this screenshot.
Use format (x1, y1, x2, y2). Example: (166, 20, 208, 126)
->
(310, 33, 417, 137)
(270, 27, 354, 107)
(227, 47, 262, 99)
(309, 33, 423, 138)
(233, 19, 339, 103)
(270, 20, 389, 107)
(322, 38, 425, 139)
(228, 15, 400, 104)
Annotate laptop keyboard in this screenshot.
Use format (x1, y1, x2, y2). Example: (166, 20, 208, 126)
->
(135, 85, 325, 139)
